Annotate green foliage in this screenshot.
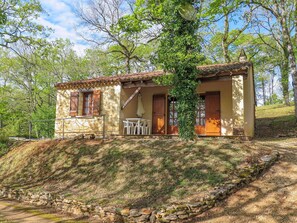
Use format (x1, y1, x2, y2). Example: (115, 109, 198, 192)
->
(31, 104, 56, 138)
(0, 39, 91, 138)
(0, 133, 10, 157)
(132, 0, 205, 140)
(0, 0, 46, 48)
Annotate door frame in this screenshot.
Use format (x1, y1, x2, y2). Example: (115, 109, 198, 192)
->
(152, 94, 166, 134)
(167, 96, 178, 135)
(205, 91, 221, 136)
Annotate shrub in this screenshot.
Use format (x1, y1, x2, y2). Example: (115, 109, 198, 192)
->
(0, 134, 10, 157)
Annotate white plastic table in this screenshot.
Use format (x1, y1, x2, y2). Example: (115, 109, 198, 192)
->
(125, 118, 150, 135)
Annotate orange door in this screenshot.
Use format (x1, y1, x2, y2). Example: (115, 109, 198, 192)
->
(205, 92, 221, 136)
(152, 94, 166, 134)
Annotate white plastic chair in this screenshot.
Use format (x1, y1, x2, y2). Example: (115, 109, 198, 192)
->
(134, 120, 144, 135)
(123, 120, 134, 135)
(144, 120, 151, 135)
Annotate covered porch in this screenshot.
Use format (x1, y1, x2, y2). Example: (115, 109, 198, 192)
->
(118, 61, 254, 137)
(119, 78, 246, 137)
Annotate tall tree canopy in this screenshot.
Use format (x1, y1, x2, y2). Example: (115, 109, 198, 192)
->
(0, 0, 45, 50)
(120, 0, 205, 139)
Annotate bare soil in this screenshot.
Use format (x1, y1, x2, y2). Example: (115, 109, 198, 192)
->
(187, 138, 297, 223)
(0, 199, 88, 223)
(0, 138, 269, 208)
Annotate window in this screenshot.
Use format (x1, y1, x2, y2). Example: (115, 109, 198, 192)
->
(167, 95, 205, 128)
(69, 90, 101, 117)
(168, 96, 178, 126)
(196, 96, 205, 126)
(82, 92, 93, 116)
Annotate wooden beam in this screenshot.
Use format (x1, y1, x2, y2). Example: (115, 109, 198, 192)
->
(121, 87, 141, 110)
(122, 81, 159, 88)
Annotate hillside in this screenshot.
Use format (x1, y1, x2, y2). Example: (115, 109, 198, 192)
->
(0, 104, 294, 211)
(0, 138, 271, 209)
(256, 104, 296, 138)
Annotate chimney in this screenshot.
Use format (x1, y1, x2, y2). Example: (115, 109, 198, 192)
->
(238, 49, 247, 62)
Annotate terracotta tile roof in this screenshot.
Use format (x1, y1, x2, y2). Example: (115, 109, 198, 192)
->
(55, 61, 252, 89)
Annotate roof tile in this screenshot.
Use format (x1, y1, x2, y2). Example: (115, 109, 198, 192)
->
(55, 61, 252, 89)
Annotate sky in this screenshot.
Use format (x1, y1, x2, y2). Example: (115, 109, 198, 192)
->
(38, 0, 89, 55)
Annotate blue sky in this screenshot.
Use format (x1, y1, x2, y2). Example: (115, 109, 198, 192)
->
(38, 0, 89, 55)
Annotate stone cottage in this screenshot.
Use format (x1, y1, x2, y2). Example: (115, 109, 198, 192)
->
(54, 59, 255, 138)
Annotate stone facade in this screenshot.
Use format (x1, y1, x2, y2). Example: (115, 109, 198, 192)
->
(55, 85, 121, 138)
(0, 152, 279, 223)
(54, 62, 255, 138)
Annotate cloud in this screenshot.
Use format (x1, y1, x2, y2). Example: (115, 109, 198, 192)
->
(38, 0, 90, 55)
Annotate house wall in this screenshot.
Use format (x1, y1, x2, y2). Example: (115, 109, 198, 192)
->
(198, 80, 233, 136)
(55, 85, 121, 138)
(120, 81, 233, 136)
(55, 67, 255, 138)
(120, 86, 170, 134)
(243, 66, 255, 137)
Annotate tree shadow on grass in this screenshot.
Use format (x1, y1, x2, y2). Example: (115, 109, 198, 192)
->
(0, 139, 269, 209)
(186, 141, 297, 223)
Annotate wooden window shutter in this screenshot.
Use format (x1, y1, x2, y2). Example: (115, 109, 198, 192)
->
(93, 90, 101, 116)
(70, 92, 79, 117)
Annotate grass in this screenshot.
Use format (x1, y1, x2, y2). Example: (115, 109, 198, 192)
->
(0, 214, 14, 223)
(256, 104, 295, 119)
(256, 104, 297, 137)
(0, 200, 88, 223)
(0, 138, 271, 208)
(0, 104, 293, 210)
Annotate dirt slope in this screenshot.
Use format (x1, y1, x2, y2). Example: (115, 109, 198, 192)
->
(0, 138, 270, 208)
(187, 138, 297, 223)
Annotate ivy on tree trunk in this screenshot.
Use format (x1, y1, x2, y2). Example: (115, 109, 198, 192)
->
(154, 0, 205, 140)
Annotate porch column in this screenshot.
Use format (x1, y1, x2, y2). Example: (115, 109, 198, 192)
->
(232, 75, 245, 135)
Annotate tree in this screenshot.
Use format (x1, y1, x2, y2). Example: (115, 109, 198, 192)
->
(205, 0, 255, 63)
(0, 0, 45, 51)
(75, 0, 153, 74)
(0, 39, 90, 137)
(122, 0, 205, 140)
(251, 0, 297, 116)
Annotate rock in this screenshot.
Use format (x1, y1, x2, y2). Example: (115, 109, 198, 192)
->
(188, 202, 202, 208)
(178, 214, 189, 219)
(120, 208, 130, 216)
(129, 209, 141, 217)
(261, 155, 273, 162)
(72, 206, 83, 216)
(135, 214, 150, 222)
(150, 211, 157, 223)
(174, 211, 187, 215)
(164, 214, 177, 221)
(141, 208, 152, 215)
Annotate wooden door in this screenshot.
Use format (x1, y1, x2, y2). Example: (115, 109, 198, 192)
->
(205, 92, 221, 136)
(152, 94, 166, 134)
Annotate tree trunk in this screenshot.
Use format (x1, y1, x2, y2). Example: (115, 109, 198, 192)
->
(126, 58, 131, 74)
(280, 57, 290, 105)
(271, 72, 274, 99)
(222, 13, 231, 63)
(284, 37, 297, 113)
(262, 79, 266, 105)
(280, 6, 297, 116)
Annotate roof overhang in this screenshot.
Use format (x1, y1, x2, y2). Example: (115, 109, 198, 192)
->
(55, 62, 252, 90)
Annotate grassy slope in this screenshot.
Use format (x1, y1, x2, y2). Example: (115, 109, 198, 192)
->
(256, 104, 296, 137)
(0, 104, 293, 209)
(0, 138, 271, 208)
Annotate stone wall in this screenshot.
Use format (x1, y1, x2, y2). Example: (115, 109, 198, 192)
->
(55, 85, 121, 138)
(0, 152, 279, 223)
